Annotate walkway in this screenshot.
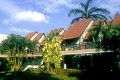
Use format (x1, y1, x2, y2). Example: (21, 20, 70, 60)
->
(0, 49, 112, 58)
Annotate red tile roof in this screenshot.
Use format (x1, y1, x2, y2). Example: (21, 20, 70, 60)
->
(112, 15, 120, 25)
(61, 18, 92, 40)
(26, 32, 37, 40)
(33, 33, 44, 41)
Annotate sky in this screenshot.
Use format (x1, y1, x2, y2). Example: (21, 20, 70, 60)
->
(0, 0, 120, 36)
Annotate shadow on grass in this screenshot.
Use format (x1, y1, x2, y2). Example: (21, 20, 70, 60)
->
(1, 70, 120, 80)
(0, 71, 60, 80)
(64, 69, 120, 80)
(77, 70, 120, 80)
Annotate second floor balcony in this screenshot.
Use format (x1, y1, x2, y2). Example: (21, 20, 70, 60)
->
(62, 42, 95, 51)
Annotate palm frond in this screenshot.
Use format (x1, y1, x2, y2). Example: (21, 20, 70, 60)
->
(89, 7, 110, 15)
(85, 0, 93, 11)
(69, 0, 110, 21)
(68, 8, 84, 17)
(70, 17, 83, 24)
(80, 3, 86, 11)
(90, 14, 108, 20)
(86, 0, 93, 5)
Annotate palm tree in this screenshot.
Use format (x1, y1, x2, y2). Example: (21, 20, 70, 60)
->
(89, 23, 120, 71)
(68, 0, 110, 23)
(89, 23, 103, 48)
(89, 22, 120, 51)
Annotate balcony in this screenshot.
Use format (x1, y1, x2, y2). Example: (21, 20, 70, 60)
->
(62, 42, 94, 51)
(62, 42, 112, 55)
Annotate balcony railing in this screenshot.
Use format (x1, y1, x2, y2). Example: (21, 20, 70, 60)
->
(62, 42, 94, 51)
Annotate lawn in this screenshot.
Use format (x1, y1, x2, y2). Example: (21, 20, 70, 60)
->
(0, 69, 80, 80)
(1, 68, 120, 80)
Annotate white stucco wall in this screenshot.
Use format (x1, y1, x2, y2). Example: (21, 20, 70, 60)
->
(38, 34, 45, 43)
(59, 30, 65, 36)
(76, 20, 94, 44)
(30, 33, 38, 41)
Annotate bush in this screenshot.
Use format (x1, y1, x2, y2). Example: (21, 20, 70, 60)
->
(50, 68, 68, 75)
(26, 68, 81, 76)
(65, 69, 81, 76)
(26, 67, 44, 74)
(24, 68, 80, 80)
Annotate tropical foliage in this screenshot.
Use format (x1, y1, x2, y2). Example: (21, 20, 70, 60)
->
(101, 24, 120, 51)
(47, 29, 60, 41)
(0, 34, 37, 71)
(89, 23, 120, 51)
(89, 23, 120, 71)
(6, 51, 26, 71)
(0, 34, 37, 54)
(89, 23, 104, 48)
(68, 0, 110, 23)
(42, 36, 62, 71)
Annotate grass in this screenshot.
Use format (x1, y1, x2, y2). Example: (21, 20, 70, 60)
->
(0, 69, 80, 80)
(0, 73, 78, 80)
(51, 75, 78, 80)
(1, 69, 120, 80)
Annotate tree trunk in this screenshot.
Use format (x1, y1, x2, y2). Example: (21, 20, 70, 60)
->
(46, 63, 50, 71)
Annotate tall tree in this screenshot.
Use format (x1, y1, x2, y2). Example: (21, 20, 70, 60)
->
(89, 23, 104, 48)
(42, 36, 62, 71)
(89, 23, 120, 71)
(89, 23, 120, 51)
(0, 34, 37, 71)
(7, 51, 26, 71)
(0, 34, 37, 54)
(68, 0, 110, 23)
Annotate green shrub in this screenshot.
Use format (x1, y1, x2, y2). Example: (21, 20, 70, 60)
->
(50, 68, 68, 75)
(26, 67, 44, 74)
(65, 69, 81, 76)
(26, 68, 80, 76)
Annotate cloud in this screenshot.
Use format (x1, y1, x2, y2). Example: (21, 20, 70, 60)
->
(3, 11, 48, 24)
(96, 0, 120, 16)
(0, 0, 21, 14)
(0, 33, 8, 43)
(45, 0, 77, 13)
(12, 11, 48, 23)
(0, 0, 48, 23)
(33, 0, 78, 13)
(10, 27, 32, 33)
